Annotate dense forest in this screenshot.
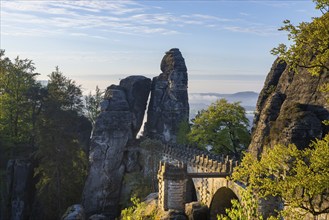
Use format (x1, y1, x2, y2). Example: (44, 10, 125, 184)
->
(0, 52, 102, 219)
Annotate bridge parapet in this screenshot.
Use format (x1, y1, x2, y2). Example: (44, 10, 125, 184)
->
(162, 144, 238, 175)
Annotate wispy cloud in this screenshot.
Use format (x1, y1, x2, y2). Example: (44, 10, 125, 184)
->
(239, 12, 250, 16)
(223, 25, 279, 36)
(1, 0, 283, 38)
(250, 1, 295, 9)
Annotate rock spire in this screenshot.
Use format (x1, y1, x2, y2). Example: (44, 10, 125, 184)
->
(144, 48, 189, 143)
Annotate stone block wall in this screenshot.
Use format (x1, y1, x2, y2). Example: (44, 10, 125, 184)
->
(158, 161, 187, 211)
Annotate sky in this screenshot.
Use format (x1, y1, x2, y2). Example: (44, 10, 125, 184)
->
(0, 0, 322, 94)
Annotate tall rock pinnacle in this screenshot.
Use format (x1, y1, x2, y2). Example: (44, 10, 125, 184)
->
(82, 76, 151, 218)
(144, 48, 189, 143)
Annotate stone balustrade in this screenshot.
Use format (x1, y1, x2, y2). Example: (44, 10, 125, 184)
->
(162, 144, 238, 174)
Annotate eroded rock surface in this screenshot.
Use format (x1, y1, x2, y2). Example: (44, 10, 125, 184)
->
(144, 48, 189, 143)
(61, 204, 85, 220)
(185, 202, 209, 220)
(5, 159, 35, 220)
(120, 76, 152, 137)
(82, 76, 151, 219)
(249, 59, 329, 157)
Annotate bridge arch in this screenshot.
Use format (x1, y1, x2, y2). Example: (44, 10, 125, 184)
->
(187, 177, 243, 219)
(209, 187, 239, 219)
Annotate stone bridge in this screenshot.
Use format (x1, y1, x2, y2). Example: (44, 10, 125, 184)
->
(157, 145, 244, 219)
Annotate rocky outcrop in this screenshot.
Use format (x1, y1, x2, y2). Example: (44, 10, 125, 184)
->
(82, 76, 151, 219)
(161, 210, 188, 220)
(4, 159, 35, 220)
(185, 202, 209, 220)
(144, 48, 189, 143)
(249, 58, 329, 157)
(61, 204, 85, 220)
(120, 76, 152, 137)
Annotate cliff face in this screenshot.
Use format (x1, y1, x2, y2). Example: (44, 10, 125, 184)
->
(249, 58, 329, 157)
(3, 159, 35, 220)
(82, 49, 191, 219)
(81, 76, 151, 218)
(144, 48, 189, 143)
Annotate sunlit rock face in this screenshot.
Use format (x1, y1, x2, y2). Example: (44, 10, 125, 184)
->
(249, 58, 329, 158)
(81, 76, 151, 219)
(144, 48, 189, 143)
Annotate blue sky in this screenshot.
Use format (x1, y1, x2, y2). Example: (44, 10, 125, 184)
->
(1, 0, 321, 94)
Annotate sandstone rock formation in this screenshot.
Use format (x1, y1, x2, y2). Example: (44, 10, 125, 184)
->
(61, 204, 85, 220)
(4, 159, 35, 220)
(82, 76, 151, 219)
(185, 202, 209, 220)
(249, 58, 329, 157)
(120, 76, 152, 137)
(144, 48, 189, 143)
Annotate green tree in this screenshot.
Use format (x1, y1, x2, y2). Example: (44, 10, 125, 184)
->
(271, 0, 329, 76)
(47, 67, 84, 113)
(188, 99, 250, 158)
(0, 50, 39, 146)
(217, 187, 268, 220)
(85, 85, 103, 127)
(232, 134, 329, 219)
(120, 196, 157, 220)
(240, 2, 329, 219)
(176, 120, 191, 145)
(34, 68, 88, 219)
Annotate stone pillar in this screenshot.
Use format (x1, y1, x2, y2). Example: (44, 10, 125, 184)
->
(158, 161, 187, 212)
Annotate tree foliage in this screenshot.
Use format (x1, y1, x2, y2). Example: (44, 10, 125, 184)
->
(120, 196, 157, 220)
(242, 3, 329, 218)
(314, 0, 329, 13)
(0, 50, 40, 148)
(34, 68, 88, 219)
(217, 187, 269, 220)
(85, 85, 103, 127)
(232, 134, 329, 218)
(47, 67, 84, 113)
(188, 99, 250, 158)
(271, 0, 329, 76)
(0, 52, 89, 219)
(176, 120, 191, 145)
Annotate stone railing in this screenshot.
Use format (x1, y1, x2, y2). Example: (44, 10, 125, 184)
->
(162, 144, 239, 174)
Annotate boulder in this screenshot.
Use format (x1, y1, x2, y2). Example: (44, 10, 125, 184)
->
(249, 58, 329, 157)
(161, 210, 188, 220)
(185, 202, 209, 220)
(144, 48, 189, 143)
(144, 192, 159, 203)
(88, 214, 108, 220)
(61, 204, 85, 220)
